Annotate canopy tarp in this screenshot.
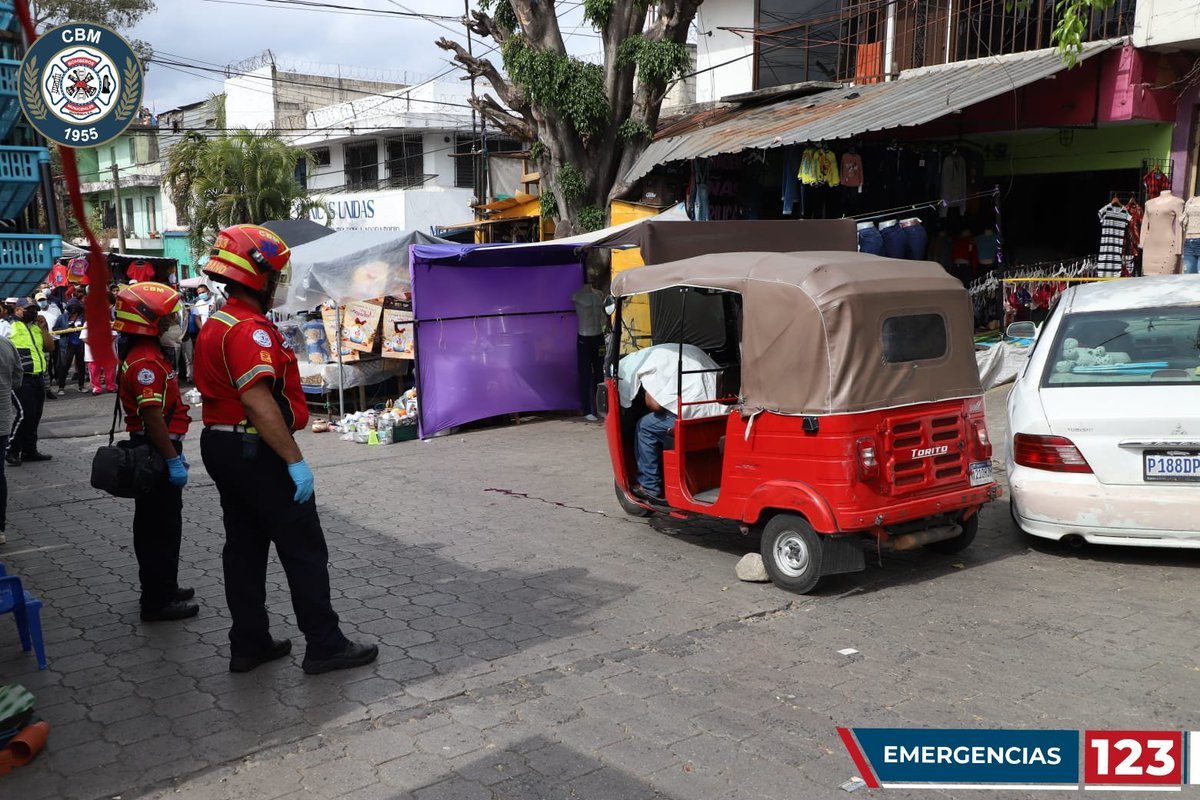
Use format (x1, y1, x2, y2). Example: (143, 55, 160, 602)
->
(276, 228, 449, 312)
(594, 218, 857, 262)
(409, 242, 585, 436)
(612, 251, 982, 415)
(261, 218, 336, 249)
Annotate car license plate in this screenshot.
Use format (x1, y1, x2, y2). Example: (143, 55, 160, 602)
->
(1144, 450, 1200, 482)
(969, 460, 993, 487)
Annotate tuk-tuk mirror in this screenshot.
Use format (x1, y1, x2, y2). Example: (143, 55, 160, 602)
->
(1006, 321, 1037, 341)
(604, 295, 617, 316)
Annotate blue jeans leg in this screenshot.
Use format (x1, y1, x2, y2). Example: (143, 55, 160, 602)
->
(635, 410, 676, 497)
(903, 222, 928, 260)
(880, 225, 905, 258)
(1183, 238, 1200, 275)
(857, 227, 883, 255)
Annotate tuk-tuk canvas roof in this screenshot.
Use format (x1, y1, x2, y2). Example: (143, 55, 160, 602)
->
(611, 251, 982, 415)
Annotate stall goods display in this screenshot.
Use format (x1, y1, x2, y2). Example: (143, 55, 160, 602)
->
(325, 390, 419, 443)
(343, 300, 384, 353)
(381, 309, 414, 359)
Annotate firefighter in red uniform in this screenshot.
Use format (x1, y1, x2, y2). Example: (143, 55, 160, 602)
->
(193, 224, 378, 675)
(113, 282, 199, 622)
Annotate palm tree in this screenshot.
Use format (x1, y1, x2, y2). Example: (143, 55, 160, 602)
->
(164, 129, 327, 258)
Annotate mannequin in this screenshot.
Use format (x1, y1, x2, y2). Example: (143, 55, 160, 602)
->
(1183, 194, 1200, 275)
(1140, 189, 1185, 275)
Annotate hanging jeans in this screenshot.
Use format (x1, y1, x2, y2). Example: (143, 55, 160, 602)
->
(857, 225, 884, 255)
(1183, 238, 1200, 275)
(901, 221, 928, 261)
(880, 223, 905, 259)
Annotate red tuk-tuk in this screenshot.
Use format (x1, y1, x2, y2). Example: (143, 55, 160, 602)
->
(600, 251, 1002, 594)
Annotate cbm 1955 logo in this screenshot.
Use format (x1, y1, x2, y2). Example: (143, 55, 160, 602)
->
(18, 23, 144, 148)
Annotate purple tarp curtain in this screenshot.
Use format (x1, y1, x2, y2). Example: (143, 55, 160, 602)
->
(409, 243, 586, 437)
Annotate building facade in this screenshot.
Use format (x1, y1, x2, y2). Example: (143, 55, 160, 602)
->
(77, 125, 165, 257)
(290, 81, 520, 234)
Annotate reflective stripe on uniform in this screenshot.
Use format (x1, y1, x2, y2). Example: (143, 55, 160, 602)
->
(234, 364, 275, 390)
(136, 393, 165, 406)
(210, 311, 239, 328)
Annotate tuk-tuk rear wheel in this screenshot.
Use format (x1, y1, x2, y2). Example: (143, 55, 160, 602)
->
(614, 481, 653, 517)
(760, 514, 822, 594)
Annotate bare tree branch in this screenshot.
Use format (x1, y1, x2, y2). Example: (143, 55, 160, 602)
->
(473, 94, 535, 142)
(466, 9, 509, 43)
(436, 36, 531, 119)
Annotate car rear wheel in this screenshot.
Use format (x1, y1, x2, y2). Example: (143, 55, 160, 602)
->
(614, 481, 653, 517)
(760, 514, 822, 594)
(925, 513, 979, 554)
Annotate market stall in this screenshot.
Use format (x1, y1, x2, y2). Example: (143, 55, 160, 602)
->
(275, 227, 450, 419)
(408, 242, 586, 438)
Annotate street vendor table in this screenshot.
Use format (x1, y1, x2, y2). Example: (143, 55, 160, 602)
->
(299, 359, 409, 411)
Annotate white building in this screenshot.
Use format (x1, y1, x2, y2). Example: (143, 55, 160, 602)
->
(290, 81, 519, 233)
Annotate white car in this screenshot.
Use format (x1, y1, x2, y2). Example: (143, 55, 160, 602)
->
(1007, 276, 1200, 548)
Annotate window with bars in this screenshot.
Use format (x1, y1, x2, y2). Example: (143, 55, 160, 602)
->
(455, 135, 523, 190)
(387, 135, 425, 189)
(344, 141, 378, 191)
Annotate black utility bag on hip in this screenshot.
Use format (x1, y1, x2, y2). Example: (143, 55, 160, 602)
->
(90, 389, 165, 498)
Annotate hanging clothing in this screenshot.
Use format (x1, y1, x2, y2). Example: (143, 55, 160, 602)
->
(840, 152, 863, 188)
(1141, 192, 1185, 275)
(816, 148, 839, 186)
(1096, 203, 1132, 277)
(781, 147, 802, 216)
(798, 148, 819, 185)
(1142, 168, 1170, 197)
(1124, 200, 1144, 268)
(940, 152, 967, 218)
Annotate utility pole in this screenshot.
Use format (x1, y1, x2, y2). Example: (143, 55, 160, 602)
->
(111, 163, 126, 254)
(465, 0, 481, 222)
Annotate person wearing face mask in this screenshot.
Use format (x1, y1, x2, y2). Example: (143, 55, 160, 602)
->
(180, 285, 212, 384)
(35, 293, 61, 401)
(7, 300, 54, 466)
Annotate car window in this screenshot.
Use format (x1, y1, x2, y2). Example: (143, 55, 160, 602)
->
(1042, 306, 1200, 386)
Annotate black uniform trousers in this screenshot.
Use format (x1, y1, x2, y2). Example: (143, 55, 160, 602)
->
(130, 436, 183, 610)
(577, 334, 604, 415)
(200, 428, 348, 659)
(13, 373, 45, 457)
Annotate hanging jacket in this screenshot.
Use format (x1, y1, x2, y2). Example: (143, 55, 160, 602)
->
(9, 320, 47, 375)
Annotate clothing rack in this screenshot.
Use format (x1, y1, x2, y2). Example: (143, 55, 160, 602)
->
(847, 189, 996, 222)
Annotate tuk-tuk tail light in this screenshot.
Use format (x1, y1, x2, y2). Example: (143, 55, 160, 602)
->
(857, 437, 880, 481)
(974, 421, 992, 457)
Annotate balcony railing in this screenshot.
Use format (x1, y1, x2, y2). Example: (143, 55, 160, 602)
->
(341, 173, 437, 192)
(749, 0, 1136, 88)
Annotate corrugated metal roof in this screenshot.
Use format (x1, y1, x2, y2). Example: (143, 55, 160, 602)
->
(626, 41, 1120, 183)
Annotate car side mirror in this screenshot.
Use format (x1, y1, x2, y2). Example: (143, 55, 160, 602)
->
(604, 295, 617, 316)
(1006, 321, 1037, 341)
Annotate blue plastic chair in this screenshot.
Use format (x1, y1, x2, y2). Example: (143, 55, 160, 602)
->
(0, 564, 46, 670)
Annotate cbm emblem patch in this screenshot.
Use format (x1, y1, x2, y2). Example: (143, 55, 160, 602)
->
(19, 23, 144, 148)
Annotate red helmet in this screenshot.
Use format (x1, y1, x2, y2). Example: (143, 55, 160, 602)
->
(203, 224, 290, 292)
(112, 282, 182, 337)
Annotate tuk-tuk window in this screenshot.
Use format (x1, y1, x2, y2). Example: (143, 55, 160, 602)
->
(882, 314, 947, 363)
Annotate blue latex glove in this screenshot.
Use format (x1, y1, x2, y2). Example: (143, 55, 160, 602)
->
(180, 452, 189, 469)
(287, 459, 315, 503)
(165, 456, 188, 488)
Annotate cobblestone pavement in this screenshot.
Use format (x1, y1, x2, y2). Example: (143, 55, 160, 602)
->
(1, 387, 1197, 800)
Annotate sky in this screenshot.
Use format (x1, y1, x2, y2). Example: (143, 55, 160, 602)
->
(129, 0, 596, 113)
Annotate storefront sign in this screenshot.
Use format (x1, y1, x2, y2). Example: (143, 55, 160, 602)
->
(308, 191, 405, 230)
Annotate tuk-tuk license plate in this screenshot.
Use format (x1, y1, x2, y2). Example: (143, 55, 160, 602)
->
(969, 460, 993, 486)
(1144, 450, 1200, 482)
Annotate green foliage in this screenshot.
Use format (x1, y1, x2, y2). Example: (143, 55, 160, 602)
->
(502, 36, 610, 137)
(583, 0, 614, 27)
(576, 205, 605, 233)
(30, 0, 153, 27)
(539, 191, 558, 220)
(1010, 0, 1114, 66)
(555, 163, 587, 202)
(529, 141, 545, 163)
(618, 119, 652, 143)
(164, 129, 326, 258)
(617, 35, 691, 85)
